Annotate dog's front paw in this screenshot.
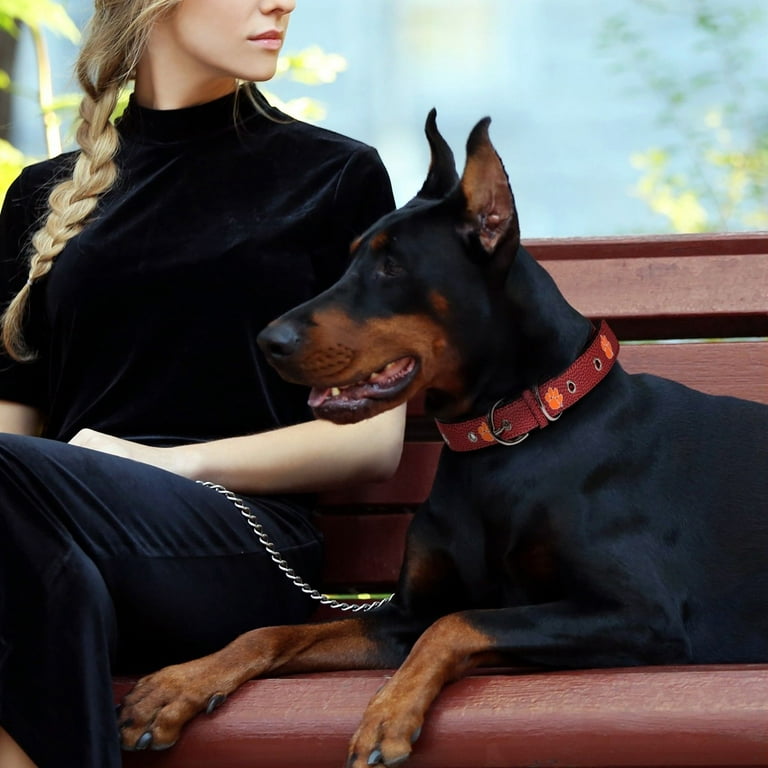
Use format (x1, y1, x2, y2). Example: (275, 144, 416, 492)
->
(118, 659, 231, 751)
(346, 684, 424, 768)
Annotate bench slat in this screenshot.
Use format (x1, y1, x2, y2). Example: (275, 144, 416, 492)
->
(317, 511, 412, 588)
(540, 253, 768, 339)
(621, 341, 768, 403)
(526, 232, 768, 260)
(117, 665, 768, 768)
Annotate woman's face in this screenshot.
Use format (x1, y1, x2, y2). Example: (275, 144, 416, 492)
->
(139, 0, 295, 103)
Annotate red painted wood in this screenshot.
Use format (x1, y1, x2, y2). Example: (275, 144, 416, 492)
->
(116, 665, 768, 767)
(317, 511, 412, 587)
(540, 253, 768, 339)
(517, 238, 768, 338)
(621, 341, 768, 404)
(525, 232, 768, 260)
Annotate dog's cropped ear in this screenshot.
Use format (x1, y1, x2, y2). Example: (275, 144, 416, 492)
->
(459, 117, 520, 258)
(416, 109, 459, 200)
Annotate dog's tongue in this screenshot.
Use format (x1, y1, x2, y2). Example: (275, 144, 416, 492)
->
(308, 387, 332, 408)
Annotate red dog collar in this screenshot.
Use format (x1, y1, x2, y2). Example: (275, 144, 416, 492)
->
(436, 320, 619, 452)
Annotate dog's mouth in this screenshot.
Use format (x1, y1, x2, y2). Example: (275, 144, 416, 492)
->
(307, 355, 418, 422)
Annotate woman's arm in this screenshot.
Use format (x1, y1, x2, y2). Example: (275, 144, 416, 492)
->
(69, 403, 407, 494)
(0, 400, 44, 436)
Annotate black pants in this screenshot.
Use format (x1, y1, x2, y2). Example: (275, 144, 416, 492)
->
(0, 434, 322, 767)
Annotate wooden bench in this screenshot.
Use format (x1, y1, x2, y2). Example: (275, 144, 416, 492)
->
(117, 232, 768, 768)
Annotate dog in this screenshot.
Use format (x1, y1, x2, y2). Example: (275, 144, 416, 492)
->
(119, 111, 768, 767)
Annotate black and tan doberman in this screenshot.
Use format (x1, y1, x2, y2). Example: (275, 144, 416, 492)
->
(120, 111, 768, 767)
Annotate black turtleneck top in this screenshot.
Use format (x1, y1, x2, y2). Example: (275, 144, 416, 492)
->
(0, 88, 395, 443)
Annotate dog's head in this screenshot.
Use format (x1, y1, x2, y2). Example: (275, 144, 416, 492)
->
(257, 110, 521, 423)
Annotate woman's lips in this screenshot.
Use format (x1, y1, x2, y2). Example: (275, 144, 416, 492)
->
(248, 31, 283, 50)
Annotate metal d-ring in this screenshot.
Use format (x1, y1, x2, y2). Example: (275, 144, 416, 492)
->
(533, 385, 563, 423)
(487, 399, 529, 446)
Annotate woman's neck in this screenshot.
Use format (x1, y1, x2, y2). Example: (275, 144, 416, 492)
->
(132, 68, 237, 111)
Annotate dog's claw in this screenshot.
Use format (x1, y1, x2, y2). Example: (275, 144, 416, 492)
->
(364, 748, 411, 767)
(411, 726, 422, 744)
(206, 693, 227, 714)
(134, 731, 153, 751)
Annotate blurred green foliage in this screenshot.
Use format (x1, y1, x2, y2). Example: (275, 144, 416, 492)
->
(1, 0, 81, 197)
(600, 0, 768, 232)
(0, 0, 79, 41)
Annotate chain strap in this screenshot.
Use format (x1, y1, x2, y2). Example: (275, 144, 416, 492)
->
(197, 481, 393, 613)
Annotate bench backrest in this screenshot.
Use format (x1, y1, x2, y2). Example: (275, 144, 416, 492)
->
(314, 234, 768, 603)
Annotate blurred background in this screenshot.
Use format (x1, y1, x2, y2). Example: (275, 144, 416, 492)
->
(2, 0, 767, 237)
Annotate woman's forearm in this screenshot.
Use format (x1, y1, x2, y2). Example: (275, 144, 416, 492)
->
(176, 404, 407, 494)
(0, 400, 44, 436)
(70, 404, 408, 495)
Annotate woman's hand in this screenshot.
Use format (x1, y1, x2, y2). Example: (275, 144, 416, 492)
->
(69, 428, 188, 476)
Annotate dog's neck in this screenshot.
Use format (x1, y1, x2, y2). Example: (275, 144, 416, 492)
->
(429, 246, 594, 421)
(505, 246, 594, 384)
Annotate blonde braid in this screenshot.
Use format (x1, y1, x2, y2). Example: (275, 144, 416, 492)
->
(0, 87, 120, 361)
(1, 0, 181, 362)
(33, 91, 120, 272)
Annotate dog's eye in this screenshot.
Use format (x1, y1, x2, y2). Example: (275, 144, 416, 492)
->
(377, 254, 405, 278)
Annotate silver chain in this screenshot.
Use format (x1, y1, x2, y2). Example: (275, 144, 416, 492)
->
(197, 480, 393, 613)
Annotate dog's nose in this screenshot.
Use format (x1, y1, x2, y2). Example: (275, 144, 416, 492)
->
(257, 321, 302, 360)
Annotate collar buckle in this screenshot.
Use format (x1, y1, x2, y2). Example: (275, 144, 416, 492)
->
(487, 399, 529, 446)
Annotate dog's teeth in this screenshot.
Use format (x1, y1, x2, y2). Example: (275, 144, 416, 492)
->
(369, 362, 396, 383)
(330, 387, 341, 396)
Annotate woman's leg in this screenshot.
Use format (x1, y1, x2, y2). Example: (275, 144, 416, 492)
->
(0, 434, 321, 767)
(0, 727, 37, 768)
(0, 438, 120, 767)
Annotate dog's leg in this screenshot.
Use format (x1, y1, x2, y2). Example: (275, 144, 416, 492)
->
(346, 611, 503, 768)
(347, 600, 689, 768)
(118, 616, 408, 751)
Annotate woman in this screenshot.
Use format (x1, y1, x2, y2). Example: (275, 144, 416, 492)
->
(0, 0, 405, 765)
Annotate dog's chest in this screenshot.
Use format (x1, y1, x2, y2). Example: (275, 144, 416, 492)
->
(431, 452, 583, 606)
(486, 509, 564, 605)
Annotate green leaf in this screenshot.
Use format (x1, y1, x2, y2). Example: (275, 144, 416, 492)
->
(0, 13, 19, 34)
(48, 91, 81, 112)
(0, 137, 32, 201)
(276, 45, 347, 85)
(0, 0, 80, 42)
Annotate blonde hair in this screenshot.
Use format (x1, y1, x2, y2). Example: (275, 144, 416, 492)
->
(1, 0, 181, 361)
